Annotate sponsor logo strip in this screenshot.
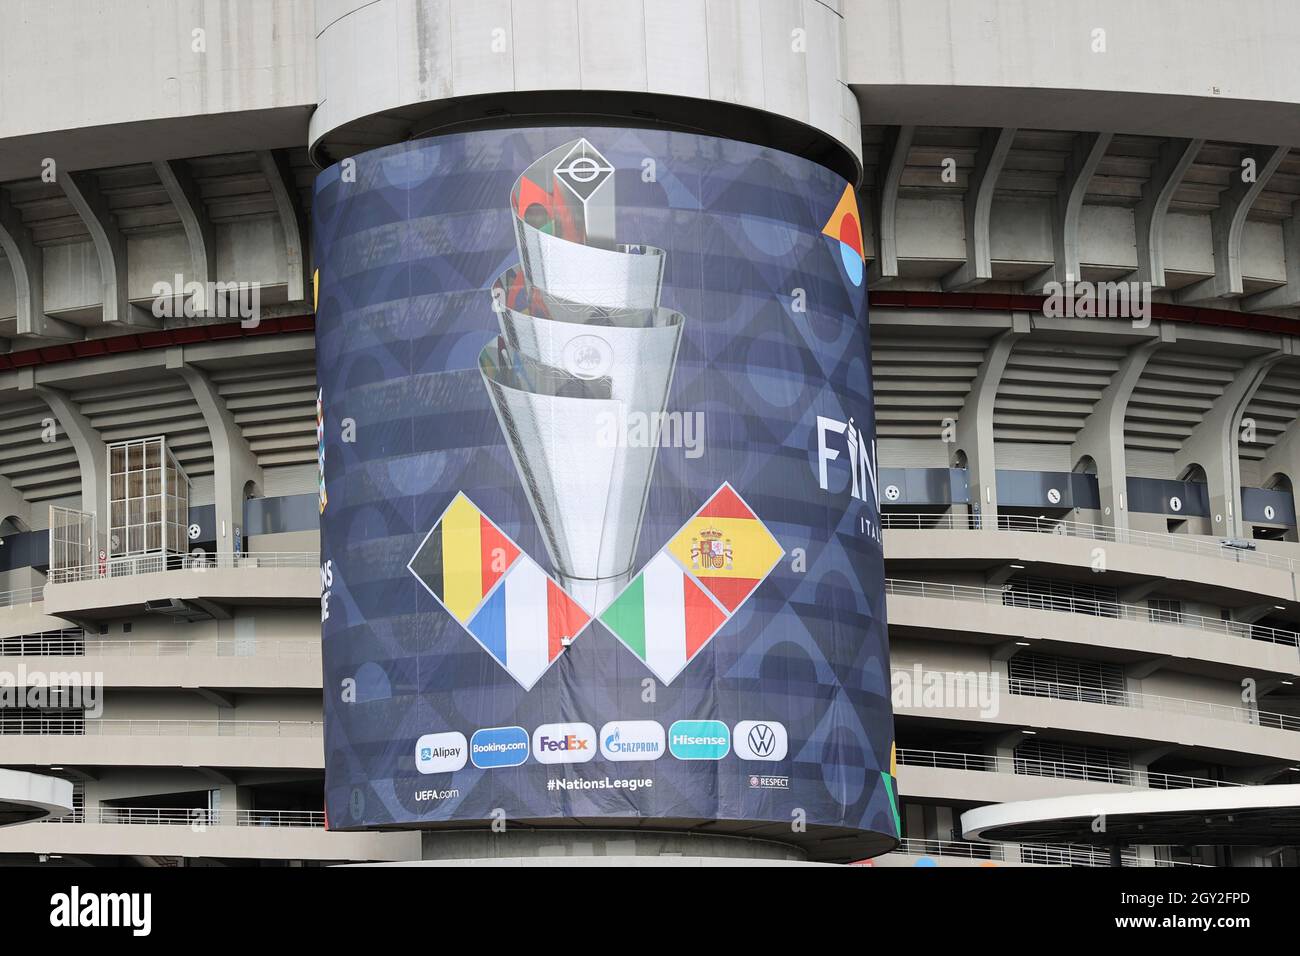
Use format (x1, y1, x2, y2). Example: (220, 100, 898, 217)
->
(668, 719, 730, 760)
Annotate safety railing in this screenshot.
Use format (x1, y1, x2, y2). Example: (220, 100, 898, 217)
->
(880, 511, 1300, 573)
(885, 577, 1300, 647)
(892, 837, 1206, 867)
(0, 586, 45, 610)
(45, 807, 326, 828)
(1005, 676, 1300, 732)
(0, 635, 320, 658)
(0, 716, 322, 737)
(46, 551, 318, 585)
(894, 748, 1240, 789)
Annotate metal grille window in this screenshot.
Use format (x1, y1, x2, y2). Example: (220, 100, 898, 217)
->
(1148, 598, 1184, 625)
(107, 437, 189, 559)
(1008, 653, 1127, 705)
(0, 629, 85, 656)
(1014, 739, 1134, 784)
(1001, 575, 1121, 618)
(48, 506, 98, 582)
(0, 708, 85, 735)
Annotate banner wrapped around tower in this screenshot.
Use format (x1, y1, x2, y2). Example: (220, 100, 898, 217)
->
(314, 126, 896, 860)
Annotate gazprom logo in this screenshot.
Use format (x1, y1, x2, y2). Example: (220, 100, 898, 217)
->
(668, 720, 730, 760)
(599, 720, 665, 761)
(470, 726, 530, 769)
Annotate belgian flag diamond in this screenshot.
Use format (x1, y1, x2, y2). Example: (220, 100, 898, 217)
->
(408, 493, 590, 689)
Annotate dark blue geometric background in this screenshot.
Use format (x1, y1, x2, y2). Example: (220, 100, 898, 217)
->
(313, 126, 895, 843)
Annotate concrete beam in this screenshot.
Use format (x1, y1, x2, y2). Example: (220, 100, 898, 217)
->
(942, 126, 1016, 291)
(867, 125, 915, 283)
(172, 356, 263, 559)
(257, 149, 308, 303)
(1125, 656, 1172, 680)
(1029, 131, 1114, 291)
(1174, 351, 1284, 537)
(152, 158, 216, 314)
(1178, 145, 1290, 303)
(58, 170, 157, 329)
(1243, 206, 1300, 312)
(1133, 138, 1203, 289)
(0, 475, 31, 532)
(0, 187, 78, 340)
(32, 386, 105, 515)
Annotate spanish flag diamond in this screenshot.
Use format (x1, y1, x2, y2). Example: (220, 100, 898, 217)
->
(666, 483, 784, 613)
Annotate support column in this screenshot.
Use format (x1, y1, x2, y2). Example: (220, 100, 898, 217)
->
(172, 352, 263, 558)
(955, 319, 1028, 528)
(31, 385, 105, 516)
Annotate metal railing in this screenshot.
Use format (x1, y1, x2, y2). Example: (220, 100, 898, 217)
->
(0, 635, 320, 658)
(1005, 675, 1300, 731)
(892, 667, 1300, 732)
(0, 716, 322, 737)
(0, 586, 45, 610)
(885, 577, 1300, 647)
(892, 837, 1206, 867)
(894, 748, 1240, 789)
(880, 511, 1300, 573)
(45, 807, 326, 828)
(47, 551, 318, 585)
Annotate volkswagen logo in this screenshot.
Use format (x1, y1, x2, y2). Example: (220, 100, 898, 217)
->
(747, 723, 777, 758)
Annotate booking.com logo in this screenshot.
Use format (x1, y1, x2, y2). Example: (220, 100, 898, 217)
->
(470, 726, 530, 769)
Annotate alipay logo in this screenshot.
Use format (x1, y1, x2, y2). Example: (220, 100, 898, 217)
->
(470, 726, 530, 769)
(668, 720, 730, 760)
(532, 722, 597, 764)
(733, 720, 788, 761)
(599, 720, 665, 761)
(415, 731, 468, 774)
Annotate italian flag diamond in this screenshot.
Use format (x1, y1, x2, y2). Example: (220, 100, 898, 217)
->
(599, 551, 728, 685)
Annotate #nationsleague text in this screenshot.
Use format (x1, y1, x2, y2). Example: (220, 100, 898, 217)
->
(816, 414, 881, 542)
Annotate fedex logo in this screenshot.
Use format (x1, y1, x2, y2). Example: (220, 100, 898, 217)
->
(816, 415, 877, 504)
(532, 722, 597, 764)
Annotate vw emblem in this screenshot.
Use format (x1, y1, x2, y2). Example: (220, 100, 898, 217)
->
(747, 723, 777, 758)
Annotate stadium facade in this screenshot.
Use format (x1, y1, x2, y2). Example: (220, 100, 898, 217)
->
(1, 0, 1299, 866)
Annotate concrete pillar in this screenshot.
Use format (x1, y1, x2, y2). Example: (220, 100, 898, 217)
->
(173, 352, 263, 559)
(32, 385, 105, 516)
(1173, 351, 1284, 538)
(955, 319, 1029, 528)
(1071, 335, 1165, 529)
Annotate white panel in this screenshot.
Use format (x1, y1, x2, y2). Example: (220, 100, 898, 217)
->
(758, 0, 809, 125)
(643, 0, 709, 98)
(705, 0, 766, 109)
(989, 196, 1054, 264)
(576, 0, 647, 91)
(451, 0, 516, 97)
(262, 464, 318, 498)
(1161, 211, 1215, 276)
(994, 442, 1070, 471)
(1124, 449, 1175, 480)
(878, 438, 949, 468)
(1242, 220, 1287, 283)
(510, 0, 581, 91)
(896, 197, 966, 261)
(1079, 205, 1138, 271)
(42, 241, 101, 313)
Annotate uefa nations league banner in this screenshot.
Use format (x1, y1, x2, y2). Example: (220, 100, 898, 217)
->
(314, 126, 896, 856)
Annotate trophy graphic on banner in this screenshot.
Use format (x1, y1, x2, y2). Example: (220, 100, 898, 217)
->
(478, 139, 684, 613)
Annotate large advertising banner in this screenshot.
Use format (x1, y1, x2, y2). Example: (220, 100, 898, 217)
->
(314, 126, 895, 859)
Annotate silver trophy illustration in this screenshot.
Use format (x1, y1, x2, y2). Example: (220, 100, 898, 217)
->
(479, 139, 684, 612)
